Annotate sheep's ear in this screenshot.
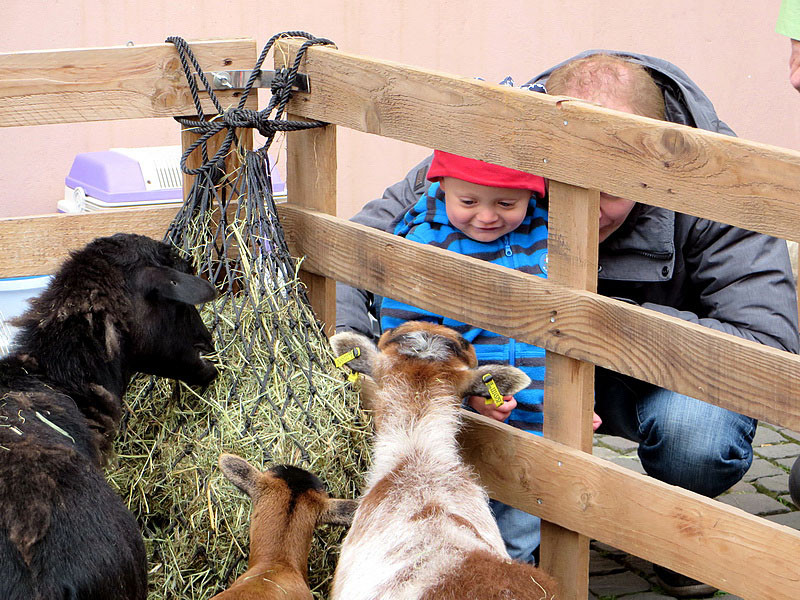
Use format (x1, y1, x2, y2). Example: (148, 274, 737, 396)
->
(219, 453, 261, 499)
(463, 365, 531, 398)
(329, 331, 378, 376)
(135, 266, 217, 305)
(318, 498, 359, 527)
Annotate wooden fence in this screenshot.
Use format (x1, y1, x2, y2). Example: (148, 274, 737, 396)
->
(1, 37, 799, 600)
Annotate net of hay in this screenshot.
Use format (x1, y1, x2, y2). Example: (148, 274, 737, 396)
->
(105, 33, 372, 600)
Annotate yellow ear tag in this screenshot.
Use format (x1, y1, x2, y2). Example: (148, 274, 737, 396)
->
(482, 373, 504, 407)
(347, 373, 360, 383)
(481, 373, 503, 406)
(334, 347, 361, 368)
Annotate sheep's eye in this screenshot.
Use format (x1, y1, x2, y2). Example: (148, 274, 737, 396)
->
(170, 280, 178, 286)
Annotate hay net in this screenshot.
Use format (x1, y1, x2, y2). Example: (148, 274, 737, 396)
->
(107, 33, 372, 600)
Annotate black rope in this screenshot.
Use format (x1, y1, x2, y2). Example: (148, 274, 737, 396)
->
(165, 32, 336, 176)
(129, 31, 370, 599)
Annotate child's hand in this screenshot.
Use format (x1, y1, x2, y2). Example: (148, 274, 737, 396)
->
(593, 411, 603, 432)
(466, 395, 517, 422)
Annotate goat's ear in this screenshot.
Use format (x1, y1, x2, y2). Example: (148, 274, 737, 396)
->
(329, 331, 378, 376)
(463, 365, 531, 398)
(218, 453, 261, 499)
(134, 266, 217, 305)
(318, 498, 359, 527)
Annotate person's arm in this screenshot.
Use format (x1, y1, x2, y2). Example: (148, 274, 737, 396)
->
(790, 38, 800, 91)
(777, 0, 800, 91)
(641, 220, 799, 353)
(335, 156, 433, 337)
(379, 297, 443, 331)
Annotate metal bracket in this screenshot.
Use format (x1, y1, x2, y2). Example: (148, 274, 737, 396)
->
(198, 70, 310, 93)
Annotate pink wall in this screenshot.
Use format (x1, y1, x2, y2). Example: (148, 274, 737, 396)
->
(2, 1, 798, 219)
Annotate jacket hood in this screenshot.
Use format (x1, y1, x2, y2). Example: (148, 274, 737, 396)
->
(524, 50, 737, 281)
(523, 49, 736, 136)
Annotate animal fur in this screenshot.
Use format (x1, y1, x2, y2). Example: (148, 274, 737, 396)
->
(212, 454, 356, 600)
(329, 321, 557, 600)
(0, 233, 218, 600)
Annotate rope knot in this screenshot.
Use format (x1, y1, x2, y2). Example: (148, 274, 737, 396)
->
(223, 107, 258, 128)
(270, 68, 290, 94)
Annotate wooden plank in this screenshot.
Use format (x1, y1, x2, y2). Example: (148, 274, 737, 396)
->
(0, 40, 257, 126)
(0, 206, 179, 276)
(285, 115, 337, 336)
(276, 205, 800, 430)
(544, 181, 599, 450)
(277, 40, 800, 243)
(279, 40, 338, 336)
(539, 182, 598, 599)
(458, 412, 800, 600)
(180, 119, 253, 202)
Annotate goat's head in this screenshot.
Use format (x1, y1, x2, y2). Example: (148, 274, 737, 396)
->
(218, 454, 357, 534)
(14, 233, 218, 387)
(330, 321, 531, 407)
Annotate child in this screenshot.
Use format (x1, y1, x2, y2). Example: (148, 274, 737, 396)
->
(380, 149, 601, 564)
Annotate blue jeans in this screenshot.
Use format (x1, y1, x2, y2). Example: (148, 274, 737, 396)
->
(490, 370, 756, 564)
(489, 499, 540, 564)
(595, 369, 757, 498)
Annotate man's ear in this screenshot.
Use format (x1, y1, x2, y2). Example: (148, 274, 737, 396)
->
(329, 331, 379, 376)
(463, 364, 531, 398)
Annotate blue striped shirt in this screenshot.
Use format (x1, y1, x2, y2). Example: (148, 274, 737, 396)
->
(380, 182, 549, 434)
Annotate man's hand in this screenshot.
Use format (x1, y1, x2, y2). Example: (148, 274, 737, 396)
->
(467, 395, 517, 422)
(790, 38, 800, 92)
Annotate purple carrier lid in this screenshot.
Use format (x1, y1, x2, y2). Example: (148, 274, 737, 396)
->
(65, 151, 181, 203)
(66, 150, 286, 203)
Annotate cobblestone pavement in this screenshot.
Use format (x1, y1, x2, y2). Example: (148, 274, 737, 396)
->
(587, 423, 800, 600)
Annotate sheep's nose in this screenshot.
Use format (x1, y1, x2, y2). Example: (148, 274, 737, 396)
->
(195, 340, 214, 355)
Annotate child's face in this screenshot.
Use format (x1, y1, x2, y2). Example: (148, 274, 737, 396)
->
(440, 177, 531, 242)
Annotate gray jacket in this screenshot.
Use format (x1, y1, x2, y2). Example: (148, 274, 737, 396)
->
(336, 50, 799, 354)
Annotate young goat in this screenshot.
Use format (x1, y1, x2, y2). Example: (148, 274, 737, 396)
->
(0, 233, 218, 600)
(329, 321, 557, 600)
(213, 454, 357, 600)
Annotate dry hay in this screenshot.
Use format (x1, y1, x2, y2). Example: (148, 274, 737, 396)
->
(106, 163, 372, 599)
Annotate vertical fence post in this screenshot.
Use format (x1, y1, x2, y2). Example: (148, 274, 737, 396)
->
(540, 181, 599, 600)
(180, 122, 253, 201)
(285, 119, 337, 335)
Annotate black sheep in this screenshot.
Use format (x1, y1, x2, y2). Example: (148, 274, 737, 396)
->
(0, 233, 218, 600)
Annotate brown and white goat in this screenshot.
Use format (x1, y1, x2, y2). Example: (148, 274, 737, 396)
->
(212, 454, 357, 600)
(329, 321, 557, 600)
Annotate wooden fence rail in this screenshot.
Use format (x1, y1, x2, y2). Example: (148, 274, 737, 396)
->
(0, 40, 256, 126)
(275, 39, 800, 600)
(0, 37, 799, 600)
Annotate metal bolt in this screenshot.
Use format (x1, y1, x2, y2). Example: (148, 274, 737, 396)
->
(213, 72, 233, 89)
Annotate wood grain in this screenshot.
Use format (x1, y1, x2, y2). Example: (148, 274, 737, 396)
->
(278, 39, 800, 243)
(285, 112, 337, 336)
(0, 40, 257, 126)
(459, 411, 800, 600)
(276, 205, 800, 431)
(0, 206, 179, 276)
(539, 182, 599, 599)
